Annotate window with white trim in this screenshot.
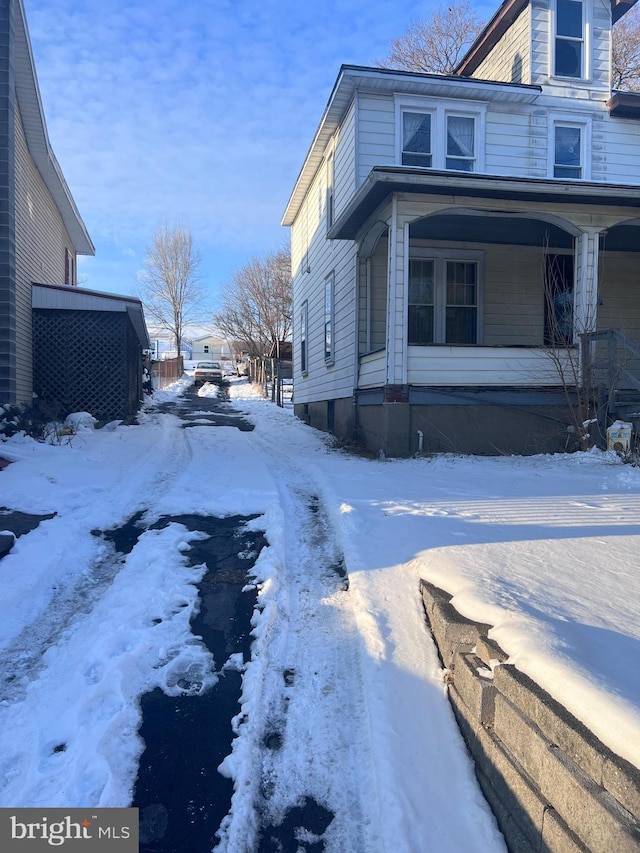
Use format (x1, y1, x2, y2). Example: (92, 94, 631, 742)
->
(324, 274, 334, 363)
(326, 152, 334, 231)
(300, 301, 308, 374)
(555, 0, 584, 78)
(408, 251, 481, 345)
(398, 99, 485, 173)
(554, 124, 582, 178)
(446, 115, 475, 172)
(402, 112, 433, 167)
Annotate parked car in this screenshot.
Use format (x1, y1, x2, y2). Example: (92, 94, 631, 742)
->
(193, 361, 223, 385)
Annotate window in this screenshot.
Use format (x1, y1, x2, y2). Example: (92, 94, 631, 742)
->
(402, 112, 433, 167)
(555, 0, 583, 78)
(446, 116, 475, 171)
(544, 254, 574, 345)
(446, 261, 477, 344)
(64, 248, 74, 285)
(326, 153, 335, 230)
(408, 260, 435, 344)
(408, 253, 481, 345)
(203, 345, 209, 353)
(554, 124, 582, 178)
(300, 301, 308, 374)
(324, 274, 334, 363)
(398, 99, 485, 173)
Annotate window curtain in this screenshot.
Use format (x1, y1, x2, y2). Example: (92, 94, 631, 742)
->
(447, 116, 474, 157)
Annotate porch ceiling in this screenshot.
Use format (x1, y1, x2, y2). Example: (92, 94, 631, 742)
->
(329, 167, 640, 243)
(410, 214, 573, 248)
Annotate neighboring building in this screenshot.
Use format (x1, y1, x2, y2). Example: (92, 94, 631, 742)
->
(283, 0, 640, 456)
(191, 334, 233, 362)
(0, 0, 95, 408)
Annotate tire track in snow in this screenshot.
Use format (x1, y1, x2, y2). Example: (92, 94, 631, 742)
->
(218, 434, 377, 853)
(0, 413, 192, 703)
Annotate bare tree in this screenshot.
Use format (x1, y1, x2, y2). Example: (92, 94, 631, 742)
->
(612, 7, 640, 91)
(213, 248, 291, 357)
(377, 1, 485, 74)
(139, 223, 206, 357)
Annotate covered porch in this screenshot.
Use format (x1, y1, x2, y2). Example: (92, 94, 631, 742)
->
(330, 168, 640, 454)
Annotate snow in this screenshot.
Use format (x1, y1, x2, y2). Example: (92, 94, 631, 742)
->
(0, 375, 639, 850)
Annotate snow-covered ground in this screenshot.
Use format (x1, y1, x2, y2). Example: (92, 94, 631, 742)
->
(0, 377, 639, 851)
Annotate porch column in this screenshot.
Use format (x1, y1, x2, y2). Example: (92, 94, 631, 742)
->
(385, 197, 409, 392)
(573, 227, 600, 339)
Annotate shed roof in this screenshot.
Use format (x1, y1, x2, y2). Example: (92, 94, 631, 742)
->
(15, 0, 94, 256)
(32, 283, 149, 347)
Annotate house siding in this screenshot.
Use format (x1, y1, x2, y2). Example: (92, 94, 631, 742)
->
(0, 0, 16, 406)
(473, 6, 531, 84)
(333, 99, 356, 222)
(291, 156, 357, 405)
(357, 93, 395, 187)
(14, 103, 75, 404)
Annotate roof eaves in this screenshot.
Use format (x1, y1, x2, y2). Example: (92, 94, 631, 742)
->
(14, 0, 95, 256)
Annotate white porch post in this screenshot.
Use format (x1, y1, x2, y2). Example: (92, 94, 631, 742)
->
(573, 227, 600, 339)
(574, 227, 600, 383)
(384, 197, 408, 388)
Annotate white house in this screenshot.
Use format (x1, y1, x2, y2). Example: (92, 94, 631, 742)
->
(282, 0, 640, 456)
(191, 334, 234, 363)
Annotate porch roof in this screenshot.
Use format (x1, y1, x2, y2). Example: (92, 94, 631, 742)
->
(327, 167, 640, 241)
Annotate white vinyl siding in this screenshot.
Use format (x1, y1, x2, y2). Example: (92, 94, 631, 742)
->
(473, 6, 531, 84)
(357, 93, 395, 186)
(530, 0, 551, 85)
(333, 99, 356, 221)
(290, 149, 357, 403)
(407, 346, 571, 385)
(358, 350, 386, 388)
(14, 105, 75, 404)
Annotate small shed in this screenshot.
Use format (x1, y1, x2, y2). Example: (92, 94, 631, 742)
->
(32, 283, 149, 421)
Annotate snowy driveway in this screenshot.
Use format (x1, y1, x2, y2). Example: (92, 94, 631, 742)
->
(1, 376, 639, 852)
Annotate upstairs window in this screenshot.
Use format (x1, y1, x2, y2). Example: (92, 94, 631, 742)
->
(326, 153, 335, 230)
(555, 0, 583, 78)
(402, 112, 433, 167)
(554, 125, 582, 178)
(324, 274, 334, 363)
(300, 301, 308, 375)
(446, 116, 475, 172)
(398, 101, 484, 173)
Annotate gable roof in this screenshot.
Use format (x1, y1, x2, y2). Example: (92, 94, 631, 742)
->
(14, 0, 94, 256)
(457, 0, 639, 77)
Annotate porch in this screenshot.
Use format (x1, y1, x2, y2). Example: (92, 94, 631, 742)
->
(334, 169, 640, 454)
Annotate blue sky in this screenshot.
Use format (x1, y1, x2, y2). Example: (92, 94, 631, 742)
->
(26, 0, 494, 311)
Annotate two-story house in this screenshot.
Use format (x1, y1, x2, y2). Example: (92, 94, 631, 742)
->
(283, 0, 640, 456)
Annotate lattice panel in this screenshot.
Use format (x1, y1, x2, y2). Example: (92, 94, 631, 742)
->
(33, 309, 139, 421)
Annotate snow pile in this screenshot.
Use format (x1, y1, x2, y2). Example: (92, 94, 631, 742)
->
(0, 376, 638, 850)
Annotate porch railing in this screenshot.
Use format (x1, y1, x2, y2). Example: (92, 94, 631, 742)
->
(580, 329, 640, 395)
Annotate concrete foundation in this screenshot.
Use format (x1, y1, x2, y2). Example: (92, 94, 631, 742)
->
(296, 388, 575, 457)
